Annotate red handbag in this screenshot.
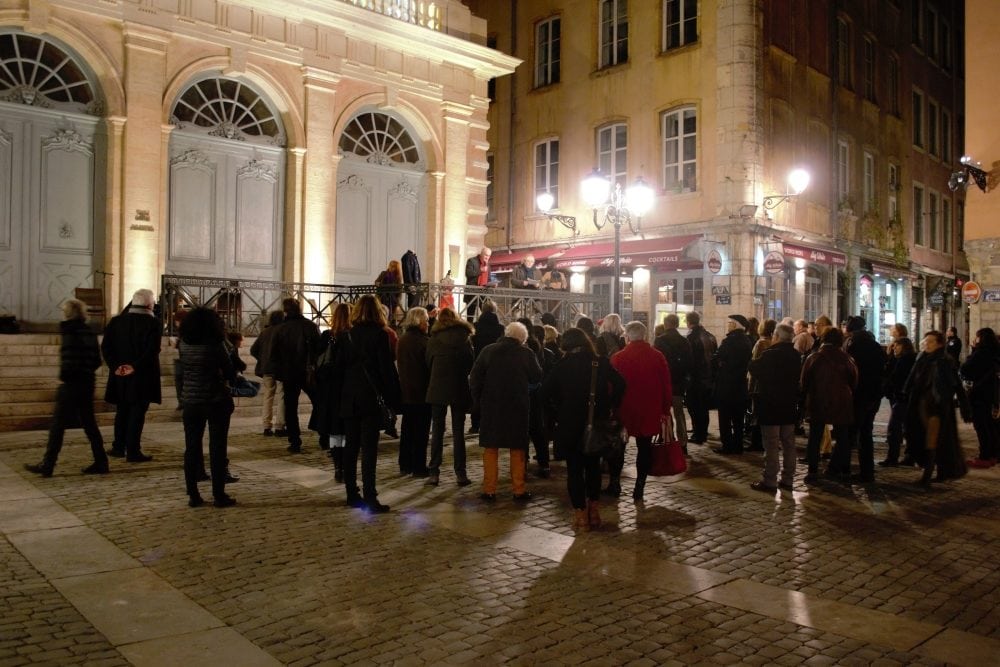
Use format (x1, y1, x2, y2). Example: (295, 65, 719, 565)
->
(649, 416, 687, 476)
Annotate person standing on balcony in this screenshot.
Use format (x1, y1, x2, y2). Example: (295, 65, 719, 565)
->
(25, 299, 108, 478)
(375, 259, 404, 325)
(464, 246, 492, 319)
(271, 298, 320, 454)
(102, 288, 161, 463)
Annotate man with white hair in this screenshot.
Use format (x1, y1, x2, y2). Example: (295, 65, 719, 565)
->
(712, 314, 754, 455)
(464, 246, 493, 319)
(102, 288, 162, 462)
(747, 323, 801, 492)
(470, 322, 543, 501)
(611, 321, 673, 501)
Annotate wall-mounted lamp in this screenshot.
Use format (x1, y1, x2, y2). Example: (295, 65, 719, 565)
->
(948, 156, 990, 193)
(763, 168, 811, 209)
(536, 192, 579, 234)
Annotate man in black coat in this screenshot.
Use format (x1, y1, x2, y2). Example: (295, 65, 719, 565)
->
(271, 298, 321, 453)
(712, 314, 753, 455)
(654, 313, 693, 451)
(401, 250, 422, 310)
(835, 315, 887, 482)
(102, 289, 162, 462)
(747, 324, 801, 492)
(685, 311, 718, 444)
(464, 246, 492, 319)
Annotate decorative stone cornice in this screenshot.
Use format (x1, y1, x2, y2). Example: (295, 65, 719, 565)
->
(41, 128, 92, 155)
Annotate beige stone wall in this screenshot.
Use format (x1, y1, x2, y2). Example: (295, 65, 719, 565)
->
(0, 0, 516, 313)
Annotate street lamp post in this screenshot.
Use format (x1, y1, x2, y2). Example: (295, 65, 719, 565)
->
(580, 170, 655, 315)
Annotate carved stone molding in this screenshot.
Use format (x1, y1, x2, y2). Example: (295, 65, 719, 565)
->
(170, 149, 212, 168)
(0, 128, 11, 147)
(338, 174, 368, 191)
(237, 159, 278, 182)
(1, 85, 53, 109)
(41, 129, 93, 155)
(389, 181, 418, 200)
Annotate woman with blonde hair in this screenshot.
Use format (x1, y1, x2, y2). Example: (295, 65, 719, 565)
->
(375, 259, 403, 324)
(310, 303, 351, 480)
(397, 307, 432, 476)
(25, 299, 108, 478)
(425, 307, 475, 486)
(335, 294, 400, 511)
(596, 313, 626, 357)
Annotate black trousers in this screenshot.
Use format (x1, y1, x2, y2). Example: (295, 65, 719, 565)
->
(399, 403, 431, 473)
(565, 450, 602, 509)
(183, 400, 233, 499)
(717, 397, 747, 452)
(834, 402, 879, 479)
(885, 399, 907, 462)
(113, 400, 150, 457)
(687, 383, 711, 440)
(344, 415, 381, 499)
(43, 381, 105, 468)
(282, 381, 314, 447)
(529, 391, 549, 467)
(806, 420, 848, 474)
(971, 403, 999, 461)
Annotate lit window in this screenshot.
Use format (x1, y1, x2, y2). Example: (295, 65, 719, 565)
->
(535, 139, 560, 210)
(662, 107, 697, 193)
(597, 124, 627, 188)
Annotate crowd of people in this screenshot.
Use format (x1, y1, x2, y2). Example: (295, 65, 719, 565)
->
(23, 284, 1000, 527)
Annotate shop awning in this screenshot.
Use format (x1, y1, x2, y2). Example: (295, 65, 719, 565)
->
(868, 261, 920, 280)
(781, 241, 847, 267)
(546, 234, 703, 270)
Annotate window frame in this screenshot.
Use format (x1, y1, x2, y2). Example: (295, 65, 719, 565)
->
(941, 108, 952, 165)
(837, 139, 851, 206)
(863, 151, 875, 213)
(597, 123, 628, 189)
(534, 16, 561, 88)
(836, 17, 852, 88)
(663, 0, 698, 51)
(661, 106, 698, 194)
(599, 0, 629, 69)
(534, 138, 560, 211)
(942, 196, 952, 254)
(912, 88, 924, 149)
(927, 98, 939, 157)
(863, 37, 877, 102)
(887, 55, 900, 115)
(804, 268, 823, 323)
(913, 183, 925, 246)
(927, 189, 939, 250)
(888, 163, 899, 222)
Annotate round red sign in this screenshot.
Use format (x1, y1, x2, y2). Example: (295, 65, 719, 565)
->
(962, 281, 982, 304)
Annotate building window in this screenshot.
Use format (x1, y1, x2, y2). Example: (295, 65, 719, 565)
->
(681, 277, 703, 307)
(942, 197, 952, 253)
(941, 109, 951, 164)
(911, 0, 923, 47)
(940, 20, 952, 69)
(599, 0, 628, 68)
(486, 154, 495, 221)
(0, 32, 97, 114)
(836, 18, 852, 87)
(804, 268, 822, 323)
(662, 107, 697, 193)
(535, 17, 561, 88)
(534, 139, 559, 210)
(913, 185, 924, 245)
(863, 37, 876, 102)
(925, 5, 938, 60)
(887, 56, 900, 115)
(597, 123, 628, 188)
(888, 163, 899, 222)
(928, 190, 939, 250)
(837, 140, 850, 206)
(863, 151, 875, 213)
(173, 76, 284, 145)
(663, 0, 697, 50)
(927, 99, 939, 157)
(765, 275, 788, 321)
(912, 89, 924, 148)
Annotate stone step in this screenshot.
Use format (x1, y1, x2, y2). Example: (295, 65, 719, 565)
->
(0, 344, 62, 356)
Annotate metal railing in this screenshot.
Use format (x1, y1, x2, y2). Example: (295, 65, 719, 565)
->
(160, 275, 607, 336)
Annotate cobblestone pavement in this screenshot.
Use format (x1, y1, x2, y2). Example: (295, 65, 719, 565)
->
(1, 406, 998, 666)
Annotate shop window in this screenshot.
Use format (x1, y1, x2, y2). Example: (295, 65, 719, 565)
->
(765, 275, 788, 321)
(804, 268, 822, 322)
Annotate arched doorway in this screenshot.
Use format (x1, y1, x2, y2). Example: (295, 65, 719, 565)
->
(335, 110, 426, 285)
(0, 30, 105, 324)
(167, 76, 285, 281)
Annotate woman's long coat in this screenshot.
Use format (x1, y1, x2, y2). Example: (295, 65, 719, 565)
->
(800, 344, 858, 425)
(470, 337, 542, 450)
(539, 351, 625, 459)
(308, 330, 347, 436)
(425, 319, 475, 409)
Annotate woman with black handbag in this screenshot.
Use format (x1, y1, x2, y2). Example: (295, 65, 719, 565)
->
(540, 328, 625, 530)
(336, 295, 401, 512)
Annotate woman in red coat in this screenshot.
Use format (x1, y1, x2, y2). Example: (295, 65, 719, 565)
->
(611, 321, 673, 501)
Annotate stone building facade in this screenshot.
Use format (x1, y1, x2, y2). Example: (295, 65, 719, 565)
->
(468, 0, 966, 341)
(0, 0, 517, 325)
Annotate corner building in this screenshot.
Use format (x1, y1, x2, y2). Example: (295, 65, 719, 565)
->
(0, 0, 517, 325)
(468, 0, 966, 341)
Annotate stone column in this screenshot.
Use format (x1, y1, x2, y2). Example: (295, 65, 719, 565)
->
(299, 69, 339, 284)
(441, 103, 476, 274)
(119, 25, 170, 303)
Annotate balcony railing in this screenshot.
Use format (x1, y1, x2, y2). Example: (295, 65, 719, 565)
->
(342, 0, 443, 31)
(160, 275, 607, 337)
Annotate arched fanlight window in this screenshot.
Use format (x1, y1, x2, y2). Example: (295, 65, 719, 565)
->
(0, 31, 100, 114)
(170, 76, 285, 147)
(338, 111, 422, 167)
